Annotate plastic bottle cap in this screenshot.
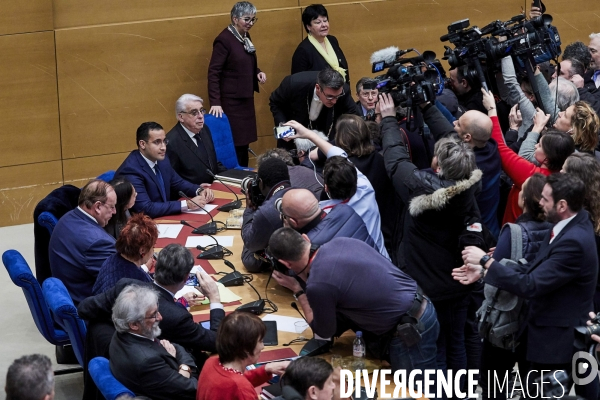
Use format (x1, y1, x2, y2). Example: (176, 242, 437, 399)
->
(356, 331, 362, 336)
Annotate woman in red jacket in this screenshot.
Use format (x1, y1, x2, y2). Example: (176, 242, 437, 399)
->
(196, 312, 289, 400)
(481, 89, 574, 224)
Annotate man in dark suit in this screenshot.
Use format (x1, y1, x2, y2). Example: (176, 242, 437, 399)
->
(354, 77, 379, 121)
(166, 94, 226, 185)
(109, 284, 197, 400)
(269, 67, 357, 150)
(49, 179, 116, 305)
(115, 121, 214, 218)
(461, 173, 598, 398)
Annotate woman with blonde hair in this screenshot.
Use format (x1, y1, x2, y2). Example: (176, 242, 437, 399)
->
(554, 100, 600, 154)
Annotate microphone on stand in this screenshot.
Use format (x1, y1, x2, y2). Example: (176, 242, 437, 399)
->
(205, 169, 242, 212)
(178, 191, 218, 235)
(195, 234, 230, 260)
(291, 301, 331, 356)
(218, 258, 244, 287)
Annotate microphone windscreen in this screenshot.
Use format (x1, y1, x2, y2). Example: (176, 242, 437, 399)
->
(370, 46, 399, 65)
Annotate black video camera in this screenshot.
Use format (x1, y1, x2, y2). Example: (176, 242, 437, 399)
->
(371, 50, 441, 107)
(241, 176, 265, 208)
(575, 314, 600, 349)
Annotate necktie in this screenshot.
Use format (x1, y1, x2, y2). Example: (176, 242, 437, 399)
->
(194, 133, 213, 170)
(193, 133, 202, 146)
(153, 165, 167, 202)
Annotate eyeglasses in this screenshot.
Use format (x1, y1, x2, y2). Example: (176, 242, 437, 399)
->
(180, 108, 205, 117)
(144, 310, 160, 320)
(359, 90, 378, 99)
(145, 139, 169, 146)
(319, 87, 345, 101)
(240, 17, 258, 24)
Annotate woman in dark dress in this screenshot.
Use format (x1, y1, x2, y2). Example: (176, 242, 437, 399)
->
(207, 1, 266, 167)
(104, 178, 136, 240)
(291, 4, 350, 84)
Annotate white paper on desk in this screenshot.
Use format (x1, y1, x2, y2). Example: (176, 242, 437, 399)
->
(156, 224, 184, 239)
(184, 236, 234, 248)
(262, 315, 308, 333)
(182, 204, 218, 214)
(190, 265, 206, 274)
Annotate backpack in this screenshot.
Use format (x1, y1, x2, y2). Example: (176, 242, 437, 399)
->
(477, 223, 529, 350)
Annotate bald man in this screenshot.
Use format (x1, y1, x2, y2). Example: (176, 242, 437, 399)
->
(278, 188, 377, 253)
(453, 110, 501, 238)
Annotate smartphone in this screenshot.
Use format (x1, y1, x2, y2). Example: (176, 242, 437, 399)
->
(185, 274, 199, 287)
(263, 321, 278, 346)
(273, 126, 295, 139)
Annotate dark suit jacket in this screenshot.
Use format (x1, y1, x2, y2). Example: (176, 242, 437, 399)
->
(78, 278, 224, 363)
(166, 123, 226, 185)
(49, 208, 116, 305)
(485, 210, 598, 364)
(269, 71, 357, 148)
(291, 35, 350, 83)
(109, 332, 197, 400)
(207, 27, 260, 104)
(115, 150, 198, 218)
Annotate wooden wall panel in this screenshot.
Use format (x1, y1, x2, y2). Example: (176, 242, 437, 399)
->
(0, 32, 61, 168)
(0, 0, 53, 35)
(63, 153, 130, 184)
(0, 162, 62, 226)
(56, 8, 302, 160)
(53, 0, 298, 29)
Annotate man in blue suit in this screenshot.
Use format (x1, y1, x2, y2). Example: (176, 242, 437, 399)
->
(115, 121, 214, 218)
(461, 173, 599, 398)
(49, 180, 117, 305)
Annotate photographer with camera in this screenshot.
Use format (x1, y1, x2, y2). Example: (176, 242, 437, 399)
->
(241, 157, 292, 272)
(449, 65, 487, 114)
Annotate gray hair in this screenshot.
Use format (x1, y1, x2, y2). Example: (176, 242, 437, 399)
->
(231, 2, 256, 21)
(549, 77, 580, 111)
(435, 137, 477, 180)
(175, 93, 203, 118)
(589, 33, 600, 40)
(295, 130, 327, 153)
(112, 285, 158, 333)
(154, 243, 194, 286)
(317, 67, 344, 90)
(5, 354, 53, 400)
(257, 148, 295, 167)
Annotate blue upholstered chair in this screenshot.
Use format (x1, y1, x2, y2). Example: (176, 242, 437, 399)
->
(37, 211, 59, 235)
(204, 113, 249, 170)
(89, 357, 135, 400)
(97, 170, 116, 182)
(3, 250, 70, 345)
(43, 278, 87, 367)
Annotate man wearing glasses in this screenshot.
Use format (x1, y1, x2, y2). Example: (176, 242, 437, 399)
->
(116, 121, 214, 218)
(49, 179, 117, 305)
(166, 94, 227, 185)
(269, 67, 357, 150)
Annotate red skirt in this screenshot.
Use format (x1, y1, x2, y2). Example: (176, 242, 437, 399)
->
(221, 96, 257, 146)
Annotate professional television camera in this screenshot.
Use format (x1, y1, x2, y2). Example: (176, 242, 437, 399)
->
(369, 47, 442, 108)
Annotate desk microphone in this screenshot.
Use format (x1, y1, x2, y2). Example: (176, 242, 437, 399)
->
(195, 234, 230, 260)
(178, 191, 218, 234)
(218, 259, 244, 287)
(205, 169, 242, 212)
(291, 302, 331, 356)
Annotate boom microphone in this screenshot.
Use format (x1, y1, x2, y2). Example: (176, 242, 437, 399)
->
(369, 46, 414, 65)
(205, 169, 242, 212)
(178, 191, 218, 234)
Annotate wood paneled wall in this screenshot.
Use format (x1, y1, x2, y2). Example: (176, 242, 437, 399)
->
(0, 0, 597, 226)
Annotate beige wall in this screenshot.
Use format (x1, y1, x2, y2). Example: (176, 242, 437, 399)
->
(0, 0, 597, 226)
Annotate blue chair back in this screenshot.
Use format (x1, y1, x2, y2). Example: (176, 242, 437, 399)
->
(43, 278, 87, 366)
(89, 357, 135, 400)
(2, 250, 70, 346)
(97, 170, 116, 182)
(38, 211, 59, 235)
(204, 113, 241, 170)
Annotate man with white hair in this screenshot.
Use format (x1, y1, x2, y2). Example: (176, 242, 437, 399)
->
(109, 285, 197, 400)
(166, 93, 227, 185)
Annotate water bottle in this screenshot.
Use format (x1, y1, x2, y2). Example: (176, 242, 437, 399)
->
(352, 331, 366, 369)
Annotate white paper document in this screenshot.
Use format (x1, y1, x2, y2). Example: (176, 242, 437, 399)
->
(262, 315, 308, 333)
(182, 204, 218, 214)
(184, 236, 234, 248)
(156, 224, 184, 239)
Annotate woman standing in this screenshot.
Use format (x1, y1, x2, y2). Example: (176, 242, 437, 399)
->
(208, 1, 266, 167)
(291, 4, 349, 83)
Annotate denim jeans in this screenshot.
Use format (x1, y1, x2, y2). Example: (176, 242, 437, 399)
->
(389, 300, 440, 396)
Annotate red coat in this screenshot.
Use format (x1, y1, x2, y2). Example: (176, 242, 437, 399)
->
(196, 356, 271, 400)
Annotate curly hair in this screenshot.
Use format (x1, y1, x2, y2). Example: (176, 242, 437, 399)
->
(563, 153, 600, 234)
(115, 213, 158, 259)
(570, 101, 600, 153)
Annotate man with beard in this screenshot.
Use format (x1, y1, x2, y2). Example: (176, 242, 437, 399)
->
(109, 285, 198, 400)
(459, 173, 598, 399)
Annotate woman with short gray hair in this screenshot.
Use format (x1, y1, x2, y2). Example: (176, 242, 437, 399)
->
(207, 1, 266, 167)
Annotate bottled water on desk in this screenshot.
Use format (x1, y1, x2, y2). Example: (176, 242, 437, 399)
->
(352, 331, 366, 370)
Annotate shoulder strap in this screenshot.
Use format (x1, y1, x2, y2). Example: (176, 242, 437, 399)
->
(506, 222, 523, 261)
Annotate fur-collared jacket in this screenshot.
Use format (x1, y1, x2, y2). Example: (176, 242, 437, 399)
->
(382, 115, 483, 301)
